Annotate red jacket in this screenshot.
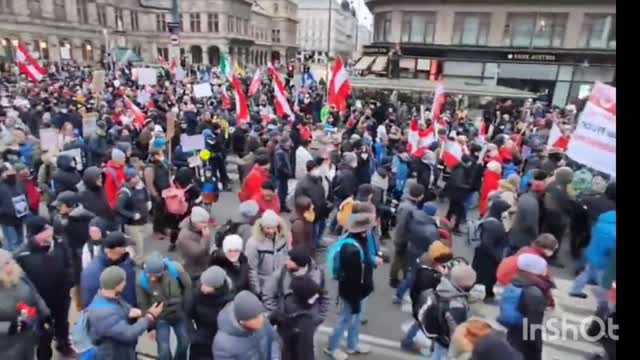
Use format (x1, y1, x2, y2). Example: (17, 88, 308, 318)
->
(479, 169, 501, 216)
(251, 192, 281, 215)
(103, 160, 125, 209)
(239, 165, 270, 202)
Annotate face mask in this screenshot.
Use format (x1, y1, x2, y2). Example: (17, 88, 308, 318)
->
(303, 208, 315, 223)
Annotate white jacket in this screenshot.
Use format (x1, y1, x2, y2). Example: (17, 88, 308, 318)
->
(295, 146, 313, 179)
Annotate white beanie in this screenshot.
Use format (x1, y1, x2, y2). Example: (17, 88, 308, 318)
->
(223, 234, 243, 253)
(517, 254, 547, 276)
(260, 210, 280, 228)
(190, 206, 210, 224)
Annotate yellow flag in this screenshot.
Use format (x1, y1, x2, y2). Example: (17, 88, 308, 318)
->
(235, 63, 244, 77)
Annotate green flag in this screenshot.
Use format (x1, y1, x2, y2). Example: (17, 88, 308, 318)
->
(220, 52, 232, 79)
(320, 105, 330, 123)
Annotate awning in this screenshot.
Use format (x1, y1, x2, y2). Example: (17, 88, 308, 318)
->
(354, 56, 375, 70)
(112, 47, 143, 64)
(370, 56, 388, 72)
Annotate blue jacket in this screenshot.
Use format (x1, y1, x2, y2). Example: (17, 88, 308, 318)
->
(81, 252, 137, 308)
(503, 162, 519, 179)
(212, 302, 281, 360)
(586, 210, 616, 270)
(392, 155, 409, 193)
(87, 293, 150, 360)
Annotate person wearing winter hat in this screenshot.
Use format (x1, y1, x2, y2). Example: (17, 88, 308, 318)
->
(176, 206, 213, 279)
(541, 166, 576, 266)
(187, 265, 234, 360)
(81, 217, 110, 268)
(290, 195, 316, 257)
(295, 159, 331, 248)
(244, 209, 290, 296)
(116, 167, 150, 262)
(390, 182, 425, 289)
(210, 234, 251, 295)
(479, 160, 502, 217)
(136, 251, 193, 360)
(15, 216, 76, 358)
(86, 265, 163, 360)
(500, 253, 548, 360)
(213, 290, 280, 359)
(448, 319, 494, 360)
(103, 148, 127, 209)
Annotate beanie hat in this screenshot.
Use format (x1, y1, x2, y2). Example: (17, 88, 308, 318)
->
(260, 210, 280, 228)
(517, 253, 547, 276)
(554, 166, 574, 186)
(144, 252, 166, 275)
(233, 290, 265, 322)
(343, 152, 358, 168)
(111, 148, 126, 163)
(52, 190, 79, 208)
(99, 266, 126, 290)
(428, 240, 453, 263)
(190, 206, 210, 224)
(408, 182, 425, 201)
(89, 217, 109, 236)
(222, 235, 243, 253)
(423, 202, 438, 216)
(103, 231, 127, 249)
(290, 276, 322, 304)
(238, 200, 260, 219)
(124, 167, 138, 181)
(450, 264, 477, 289)
(25, 216, 49, 237)
(486, 160, 502, 173)
(288, 247, 311, 269)
(200, 266, 227, 289)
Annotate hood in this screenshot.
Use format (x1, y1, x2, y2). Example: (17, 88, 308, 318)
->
(435, 276, 466, 301)
(216, 302, 253, 338)
(82, 166, 103, 189)
(251, 216, 290, 243)
(105, 160, 123, 169)
(488, 199, 511, 219)
(56, 154, 75, 171)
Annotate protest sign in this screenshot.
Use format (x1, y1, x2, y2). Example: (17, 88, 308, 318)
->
(193, 83, 213, 98)
(82, 112, 99, 137)
(180, 134, 205, 152)
(39, 128, 59, 154)
(166, 112, 176, 139)
(91, 70, 105, 94)
(566, 81, 616, 177)
(59, 148, 83, 170)
(60, 47, 71, 60)
(137, 68, 157, 86)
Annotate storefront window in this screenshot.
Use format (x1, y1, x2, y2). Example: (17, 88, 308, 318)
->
(401, 12, 435, 44)
(453, 13, 490, 46)
(373, 12, 391, 42)
(579, 14, 616, 49)
(504, 13, 567, 48)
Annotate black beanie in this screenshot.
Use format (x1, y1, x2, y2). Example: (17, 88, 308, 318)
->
(289, 276, 321, 305)
(26, 216, 49, 237)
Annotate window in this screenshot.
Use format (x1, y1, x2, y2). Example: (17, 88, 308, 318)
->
(115, 8, 124, 30)
(82, 41, 93, 62)
(401, 12, 435, 44)
(272, 29, 281, 43)
(244, 19, 248, 36)
(504, 13, 567, 48)
(373, 12, 392, 42)
(130, 10, 139, 31)
(453, 13, 490, 46)
(76, 0, 88, 24)
(228, 16, 234, 33)
(157, 47, 168, 60)
(190, 13, 201, 32)
(156, 14, 167, 32)
(28, 0, 40, 17)
(53, 0, 65, 20)
(36, 40, 49, 60)
(579, 14, 616, 49)
(179, 14, 184, 32)
(236, 18, 241, 33)
(208, 13, 219, 32)
(97, 5, 107, 26)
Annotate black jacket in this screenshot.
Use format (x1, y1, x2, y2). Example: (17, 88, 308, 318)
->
(186, 281, 234, 354)
(295, 175, 329, 219)
(338, 233, 374, 313)
(59, 205, 95, 251)
(331, 165, 357, 202)
(276, 296, 318, 360)
(80, 167, 117, 228)
(52, 154, 82, 196)
(444, 164, 470, 202)
(116, 185, 150, 225)
(0, 180, 26, 226)
(274, 145, 292, 179)
(14, 238, 74, 306)
(410, 265, 442, 317)
(209, 251, 251, 295)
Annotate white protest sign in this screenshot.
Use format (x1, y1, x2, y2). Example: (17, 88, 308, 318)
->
(193, 83, 213, 98)
(59, 148, 84, 170)
(566, 81, 616, 177)
(60, 47, 71, 60)
(175, 68, 187, 81)
(137, 68, 157, 86)
(39, 128, 59, 154)
(82, 112, 99, 137)
(91, 70, 106, 94)
(180, 134, 205, 152)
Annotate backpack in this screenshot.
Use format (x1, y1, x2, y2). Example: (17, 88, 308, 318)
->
(214, 220, 242, 249)
(326, 235, 365, 280)
(162, 184, 192, 216)
(70, 298, 116, 359)
(496, 255, 519, 286)
(415, 288, 450, 340)
(139, 258, 184, 293)
(336, 197, 354, 228)
(497, 284, 525, 327)
(466, 218, 500, 246)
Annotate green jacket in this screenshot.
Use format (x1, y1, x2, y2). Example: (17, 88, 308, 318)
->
(135, 260, 193, 321)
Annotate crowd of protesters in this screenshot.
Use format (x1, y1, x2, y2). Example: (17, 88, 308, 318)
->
(0, 58, 616, 360)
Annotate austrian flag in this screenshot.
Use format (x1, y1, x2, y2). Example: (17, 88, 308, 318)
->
(328, 56, 351, 111)
(16, 43, 46, 82)
(407, 119, 435, 156)
(230, 76, 250, 123)
(268, 65, 293, 119)
(443, 140, 463, 169)
(248, 68, 262, 97)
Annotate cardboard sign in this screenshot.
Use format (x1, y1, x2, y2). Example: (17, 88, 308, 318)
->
(193, 83, 213, 98)
(166, 112, 176, 139)
(82, 112, 99, 137)
(39, 128, 59, 154)
(180, 134, 205, 152)
(137, 68, 157, 86)
(90, 70, 105, 94)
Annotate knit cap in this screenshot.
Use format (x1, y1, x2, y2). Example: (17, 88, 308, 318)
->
(103, 231, 127, 249)
(517, 253, 547, 276)
(288, 247, 311, 269)
(124, 167, 138, 181)
(111, 148, 126, 163)
(450, 264, 477, 289)
(222, 235, 243, 253)
(260, 210, 280, 227)
(190, 207, 210, 224)
(233, 290, 265, 322)
(25, 216, 49, 237)
(144, 252, 166, 275)
(238, 200, 260, 219)
(428, 241, 453, 263)
(100, 266, 126, 290)
(201, 266, 227, 289)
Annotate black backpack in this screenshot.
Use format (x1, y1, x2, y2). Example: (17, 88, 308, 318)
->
(415, 289, 450, 341)
(214, 220, 242, 249)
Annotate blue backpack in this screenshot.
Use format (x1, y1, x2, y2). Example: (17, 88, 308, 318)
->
(326, 236, 365, 280)
(70, 298, 117, 360)
(139, 258, 184, 293)
(497, 284, 525, 327)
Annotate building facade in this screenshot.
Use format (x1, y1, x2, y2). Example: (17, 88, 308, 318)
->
(297, 0, 358, 63)
(362, 0, 615, 106)
(0, 0, 298, 66)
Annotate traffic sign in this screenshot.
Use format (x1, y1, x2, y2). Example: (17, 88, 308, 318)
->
(170, 34, 179, 46)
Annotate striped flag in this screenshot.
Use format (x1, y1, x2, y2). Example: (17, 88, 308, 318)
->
(328, 56, 351, 112)
(221, 86, 232, 109)
(547, 121, 569, 151)
(407, 119, 435, 156)
(16, 42, 46, 82)
(442, 139, 463, 170)
(431, 83, 446, 121)
(248, 68, 262, 97)
(267, 65, 293, 119)
(123, 96, 146, 127)
(231, 75, 250, 123)
(220, 52, 233, 79)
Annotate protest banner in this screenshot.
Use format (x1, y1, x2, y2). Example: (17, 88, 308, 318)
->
(82, 112, 99, 137)
(193, 83, 213, 98)
(39, 128, 59, 154)
(566, 81, 616, 177)
(137, 68, 157, 86)
(180, 134, 205, 152)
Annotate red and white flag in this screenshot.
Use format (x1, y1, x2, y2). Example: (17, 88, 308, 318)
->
(442, 139, 463, 169)
(407, 119, 436, 157)
(478, 120, 494, 142)
(221, 87, 232, 109)
(268, 65, 293, 119)
(248, 68, 262, 97)
(16, 43, 46, 82)
(431, 83, 446, 122)
(231, 75, 250, 124)
(547, 122, 569, 151)
(123, 97, 146, 127)
(328, 56, 351, 112)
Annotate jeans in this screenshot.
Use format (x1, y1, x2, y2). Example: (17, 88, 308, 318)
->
(277, 177, 288, 209)
(327, 298, 368, 352)
(431, 341, 448, 360)
(1, 224, 23, 251)
(400, 321, 420, 347)
(156, 318, 190, 360)
(313, 219, 326, 247)
(465, 191, 479, 211)
(395, 264, 416, 300)
(570, 265, 606, 307)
